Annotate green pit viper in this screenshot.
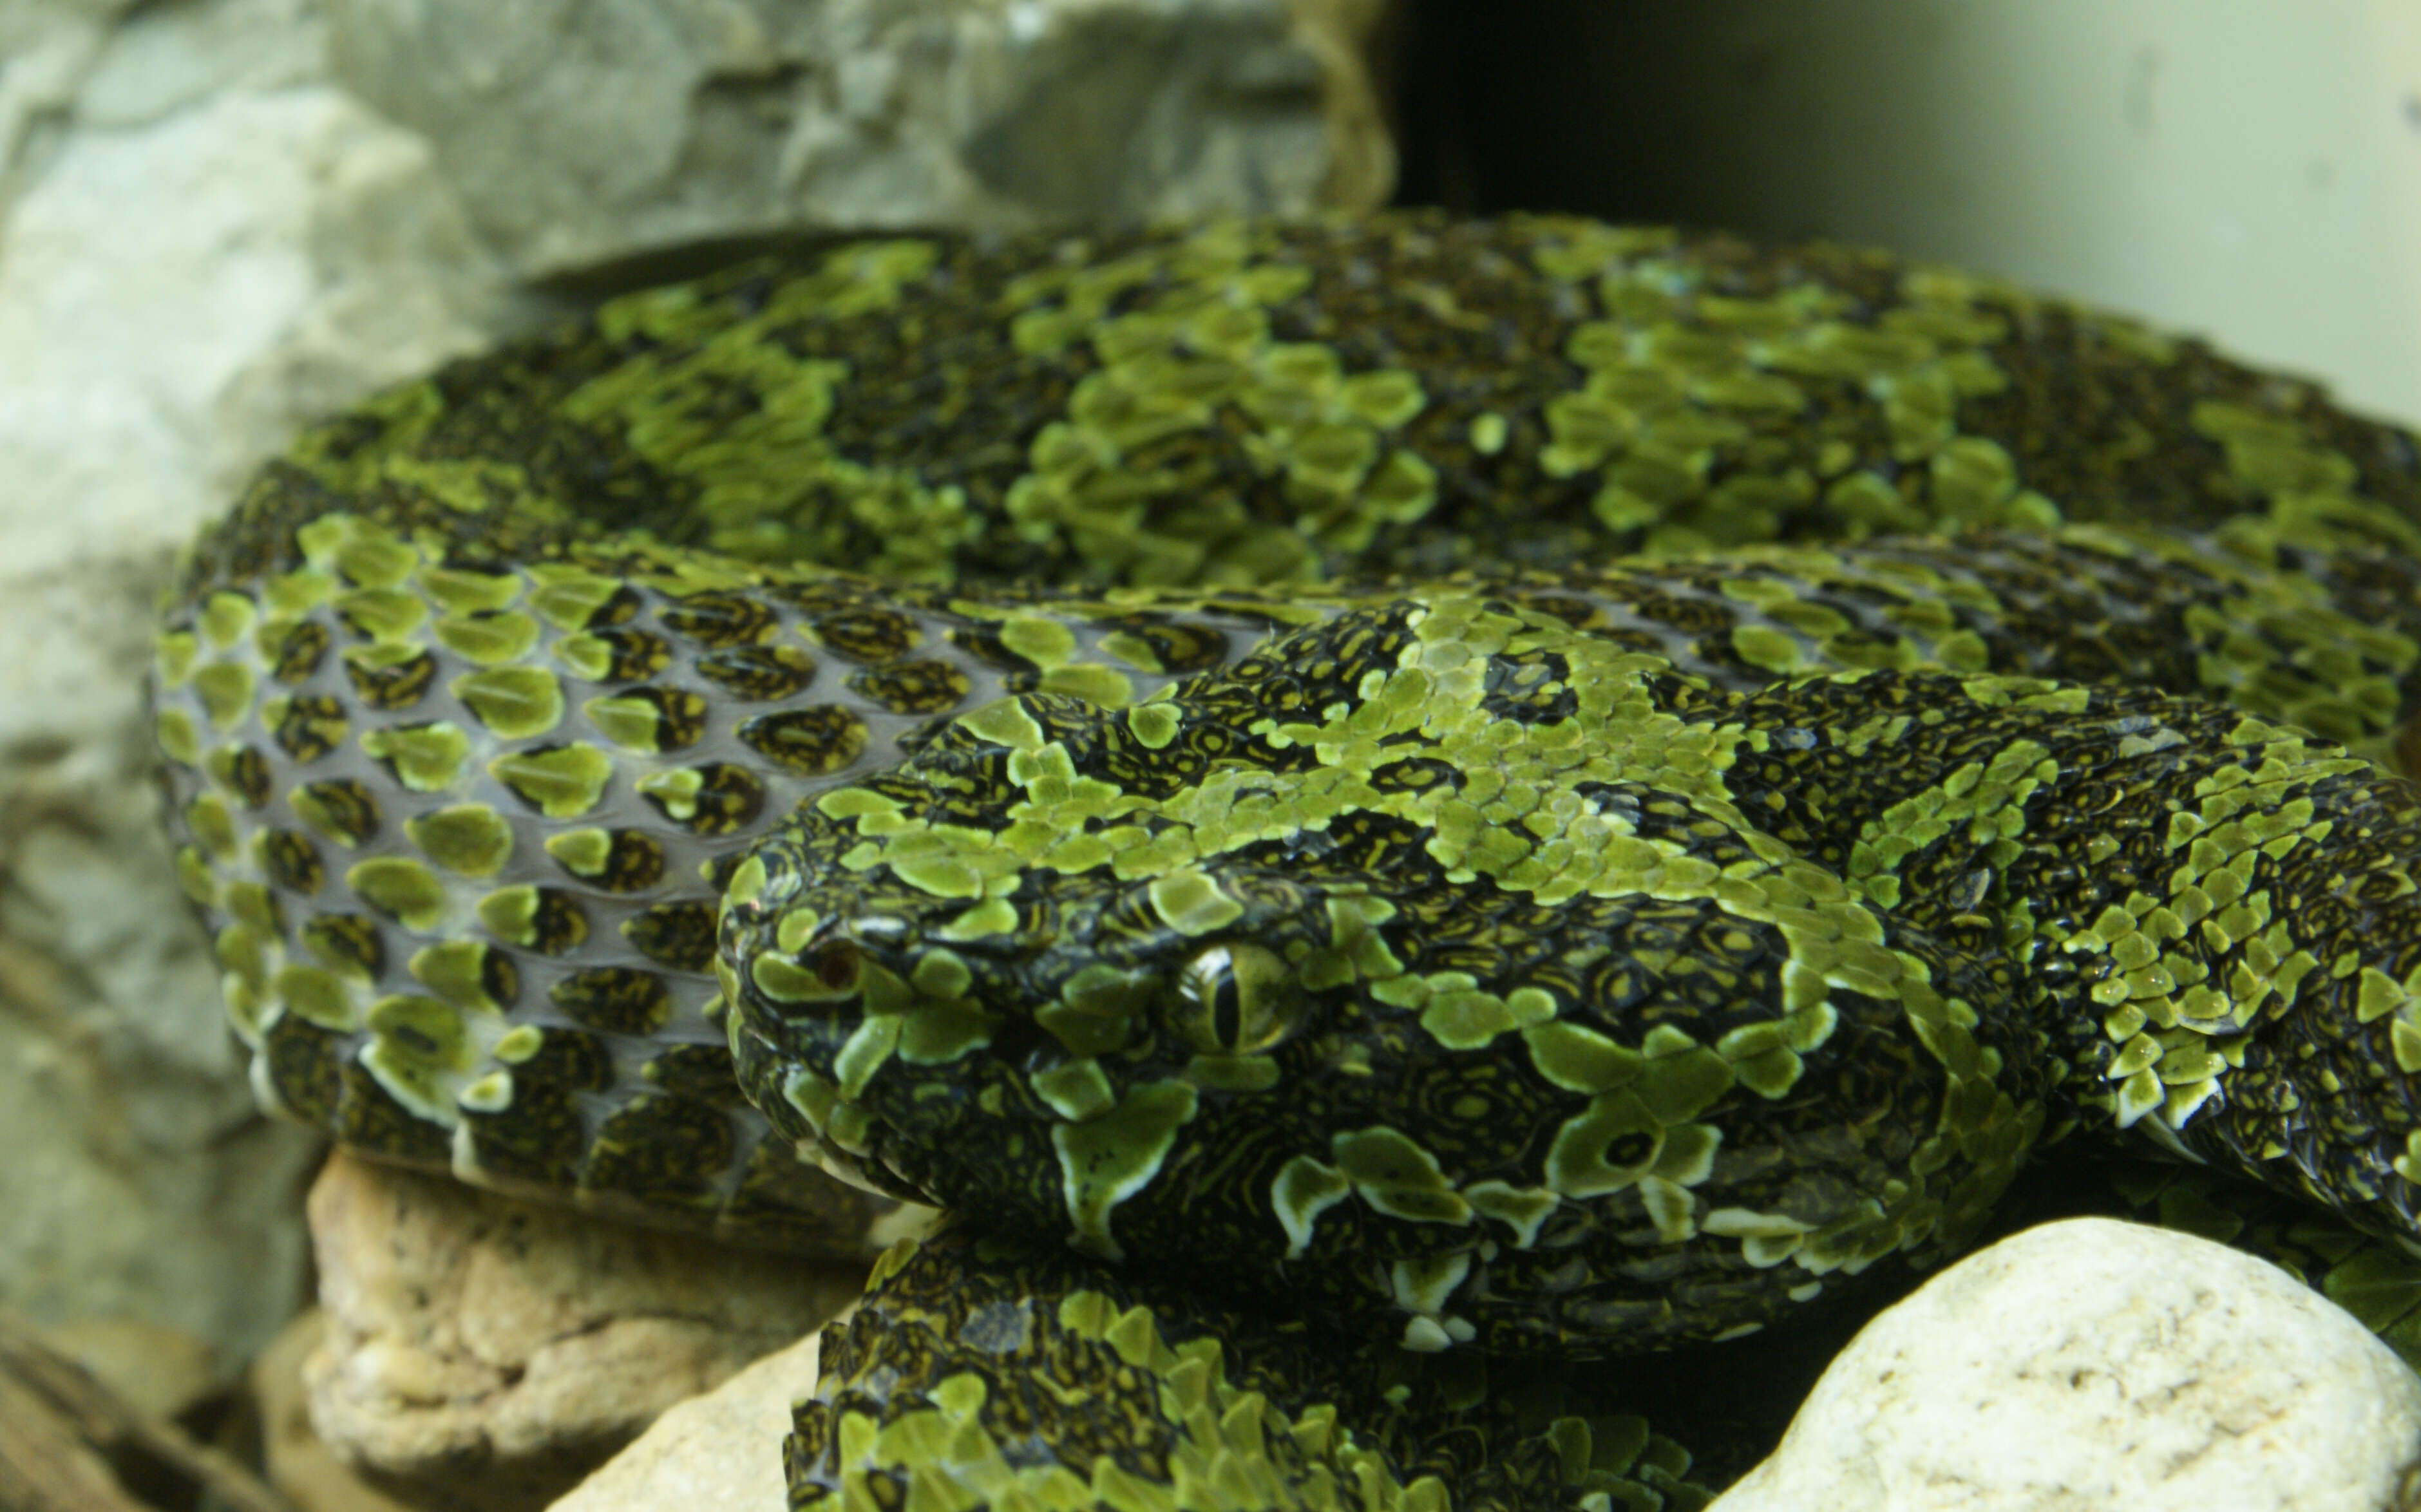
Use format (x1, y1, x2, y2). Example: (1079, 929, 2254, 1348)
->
(151, 214, 2421, 1509)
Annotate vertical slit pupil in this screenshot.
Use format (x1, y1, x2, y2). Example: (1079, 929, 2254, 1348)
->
(1211, 979, 1244, 1051)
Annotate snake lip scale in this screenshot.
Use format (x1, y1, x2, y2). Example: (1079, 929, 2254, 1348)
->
(152, 211, 2421, 1508)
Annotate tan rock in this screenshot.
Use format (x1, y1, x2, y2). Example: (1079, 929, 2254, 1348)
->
(303, 1153, 862, 1512)
(256, 1310, 420, 1512)
(549, 1324, 831, 1511)
(1711, 1217, 2421, 1512)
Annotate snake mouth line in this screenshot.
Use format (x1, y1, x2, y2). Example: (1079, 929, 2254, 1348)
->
(728, 1007, 936, 1204)
(721, 908, 1037, 1211)
(785, 1106, 899, 1198)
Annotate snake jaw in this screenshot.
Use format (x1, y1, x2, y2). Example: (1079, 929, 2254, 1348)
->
(783, 1111, 894, 1200)
(726, 999, 944, 1208)
(723, 870, 1063, 1213)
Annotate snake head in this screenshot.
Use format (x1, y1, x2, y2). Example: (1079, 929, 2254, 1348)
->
(717, 682, 1395, 1255)
(719, 600, 2047, 1354)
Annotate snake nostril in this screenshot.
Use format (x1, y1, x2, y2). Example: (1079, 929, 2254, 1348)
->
(808, 938, 860, 993)
(725, 920, 872, 1021)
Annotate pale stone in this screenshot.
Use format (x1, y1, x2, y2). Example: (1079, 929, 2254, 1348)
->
(323, 0, 1393, 278)
(0, 0, 498, 1369)
(303, 1153, 862, 1512)
(255, 1311, 421, 1512)
(1711, 1217, 2421, 1512)
(547, 1326, 831, 1511)
(0, 3, 140, 210)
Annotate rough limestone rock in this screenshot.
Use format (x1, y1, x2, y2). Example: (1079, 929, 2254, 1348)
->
(0, 0, 1391, 1375)
(254, 1310, 420, 1512)
(324, 0, 1396, 278)
(303, 1152, 866, 1512)
(0, 0, 510, 1370)
(546, 1325, 831, 1511)
(1711, 1217, 2421, 1512)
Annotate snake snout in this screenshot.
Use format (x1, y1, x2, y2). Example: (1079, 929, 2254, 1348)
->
(717, 893, 861, 1024)
(750, 929, 869, 1021)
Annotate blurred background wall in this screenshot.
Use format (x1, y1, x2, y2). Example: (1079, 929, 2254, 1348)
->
(1399, 0, 2421, 422)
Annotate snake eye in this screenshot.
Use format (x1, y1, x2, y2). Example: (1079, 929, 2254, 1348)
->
(1170, 943, 1302, 1055)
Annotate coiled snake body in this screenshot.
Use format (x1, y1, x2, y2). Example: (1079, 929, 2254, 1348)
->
(153, 215, 2421, 1508)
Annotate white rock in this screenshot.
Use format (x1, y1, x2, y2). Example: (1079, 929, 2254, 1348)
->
(0, 0, 495, 1366)
(547, 1326, 831, 1512)
(323, 0, 1392, 278)
(1711, 1216, 2421, 1512)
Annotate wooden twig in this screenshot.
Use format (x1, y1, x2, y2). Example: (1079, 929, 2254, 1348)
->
(0, 1309, 295, 1512)
(0, 1370, 150, 1512)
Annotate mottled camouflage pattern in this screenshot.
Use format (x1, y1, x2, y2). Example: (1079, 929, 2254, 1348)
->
(804, 1230, 1710, 1512)
(732, 588, 2421, 1337)
(151, 213, 2421, 1509)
